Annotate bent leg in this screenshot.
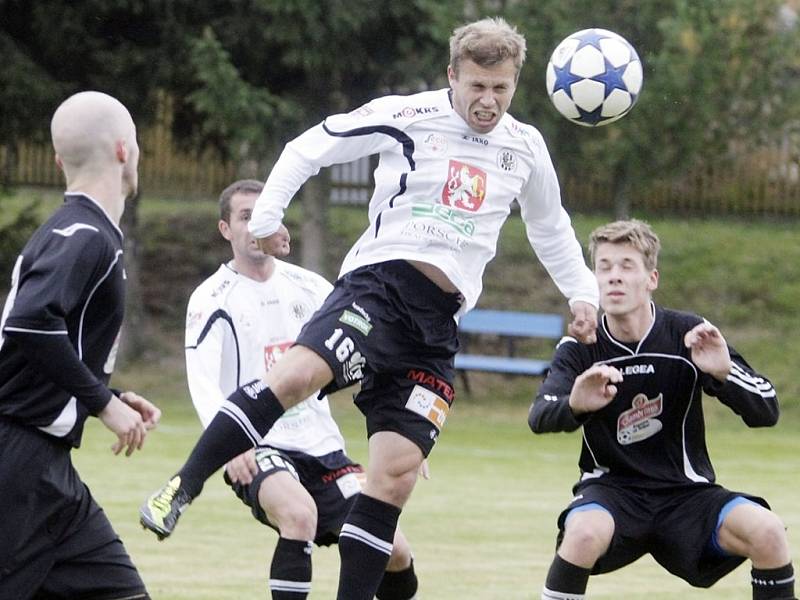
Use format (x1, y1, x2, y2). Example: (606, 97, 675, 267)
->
(141, 346, 333, 540)
(338, 432, 424, 600)
(259, 471, 317, 600)
(717, 501, 795, 599)
(718, 502, 790, 568)
(542, 508, 614, 600)
(558, 508, 615, 568)
(375, 527, 418, 600)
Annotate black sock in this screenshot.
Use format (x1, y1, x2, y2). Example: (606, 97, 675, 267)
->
(337, 494, 400, 600)
(376, 559, 418, 600)
(752, 563, 796, 600)
(542, 554, 591, 599)
(269, 538, 313, 599)
(178, 381, 284, 497)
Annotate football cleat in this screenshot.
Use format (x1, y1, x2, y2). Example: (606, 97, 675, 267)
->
(139, 475, 192, 540)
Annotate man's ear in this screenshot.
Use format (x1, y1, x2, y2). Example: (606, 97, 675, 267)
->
(648, 269, 659, 292)
(218, 219, 232, 241)
(115, 139, 128, 163)
(54, 154, 63, 172)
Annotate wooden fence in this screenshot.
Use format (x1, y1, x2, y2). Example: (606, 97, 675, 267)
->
(1, 130, 237, 199)
(2, 134, 798, 217)
(562, 145, 800, 217)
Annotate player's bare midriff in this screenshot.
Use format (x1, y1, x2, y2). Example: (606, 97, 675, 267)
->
(406, 260, 459, 293)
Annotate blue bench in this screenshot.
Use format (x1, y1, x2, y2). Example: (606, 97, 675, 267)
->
(454, 309, 565, 392)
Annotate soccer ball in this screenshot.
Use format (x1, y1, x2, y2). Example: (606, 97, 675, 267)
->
(546, 28, 643, 127)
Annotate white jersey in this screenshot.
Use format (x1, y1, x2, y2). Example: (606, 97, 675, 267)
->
(185, 259, 345, 456)
(249, 88, 598, 314)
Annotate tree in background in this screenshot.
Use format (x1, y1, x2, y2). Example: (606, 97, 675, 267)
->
(2, 0, 799, 343)
(507, 0, 800, 216)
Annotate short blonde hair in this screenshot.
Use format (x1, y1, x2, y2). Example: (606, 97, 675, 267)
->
(589, 219, 661, 271)
(449, 17, 527, 79)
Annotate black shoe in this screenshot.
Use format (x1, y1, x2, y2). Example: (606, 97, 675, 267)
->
(139, 475, 192, 540)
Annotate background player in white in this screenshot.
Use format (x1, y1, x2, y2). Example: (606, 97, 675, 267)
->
(142, 17, 600, 599)
(184, 179, 419, 599)
(529, 219, 794, 600)
(0, 91, 160, 599)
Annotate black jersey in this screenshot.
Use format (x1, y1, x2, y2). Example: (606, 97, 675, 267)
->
(0, 193, 125, 447)
(529, 303, 778, 489)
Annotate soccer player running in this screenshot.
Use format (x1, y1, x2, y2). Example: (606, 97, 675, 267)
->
(184, 179, 419, 599)
(530, 219, 795, 600)
(0, 91, 160, 599)
(142, 17, 599, 598)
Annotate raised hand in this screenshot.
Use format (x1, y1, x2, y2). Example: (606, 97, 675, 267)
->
(225, 449, 259, 485)
(568, 300, 598, 344)
(684, 321, 732, 382)
(255, 224, 291, 258)
(569, 364, 623, 415)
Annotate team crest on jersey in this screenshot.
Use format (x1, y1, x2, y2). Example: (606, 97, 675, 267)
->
(617, 393, 663, 445)
(497, 148, 517, 172)
(290, 301, 311, 321)
(442, 160, 486, 212)
(264, 341, 293, 371)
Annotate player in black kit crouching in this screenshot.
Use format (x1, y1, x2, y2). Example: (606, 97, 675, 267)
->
(530, 219, 794, 600)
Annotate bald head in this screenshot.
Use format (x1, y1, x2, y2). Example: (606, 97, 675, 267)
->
(51, 91, 139, 199)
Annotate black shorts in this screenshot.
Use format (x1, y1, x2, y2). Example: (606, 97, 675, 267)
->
(556, 480, 769, 588)
(0, 419, 147, 600)
(295, 260, 462, 456)
(225, 447, 364, 546)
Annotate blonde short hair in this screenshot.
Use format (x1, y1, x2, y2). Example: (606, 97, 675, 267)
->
(449, 17, 527, 79)
(589, 219, 661, 271)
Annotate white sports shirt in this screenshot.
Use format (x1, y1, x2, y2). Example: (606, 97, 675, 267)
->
(185, 259, 346, 456)
(249, 88, 598, 314)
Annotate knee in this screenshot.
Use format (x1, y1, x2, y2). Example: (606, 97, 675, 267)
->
(271, 368, 316, 405)
(564, 526, 612, 556)
(266, 348, 331, 405)
(748, 514, 790, 564)
(560, 515, 614, 566)
(271, 501, 318, 541)
(366, 467, 418, 508)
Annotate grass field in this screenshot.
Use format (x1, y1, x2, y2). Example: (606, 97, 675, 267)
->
(73, 362, 800, 599)
(4, 188, 799, 596)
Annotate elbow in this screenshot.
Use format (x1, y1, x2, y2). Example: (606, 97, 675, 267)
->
(527, 409, 545, 434)
(744, 403, 780, 428)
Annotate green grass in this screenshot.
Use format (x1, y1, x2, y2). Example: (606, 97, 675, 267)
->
(73, 363, 800, 599)
(3, 187, 798, 595)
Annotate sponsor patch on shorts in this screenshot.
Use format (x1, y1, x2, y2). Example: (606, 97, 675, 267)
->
(339, 310, 373, 336)
(336, 472, 362, 499)
(405, 385, 450, 429)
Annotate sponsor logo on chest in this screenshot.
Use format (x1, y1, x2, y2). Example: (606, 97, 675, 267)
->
(620, 363, 655, 375)
(616, 392, 664, 445)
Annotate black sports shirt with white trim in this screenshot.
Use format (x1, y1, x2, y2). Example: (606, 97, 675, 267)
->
(0, 193, 125, 447)
(529, 303, 778, 489)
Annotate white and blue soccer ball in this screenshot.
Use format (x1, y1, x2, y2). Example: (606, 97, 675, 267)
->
(546, 28, 643, 127)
